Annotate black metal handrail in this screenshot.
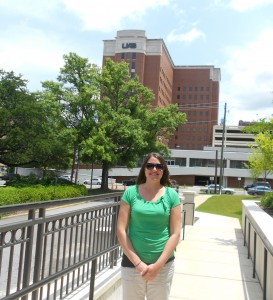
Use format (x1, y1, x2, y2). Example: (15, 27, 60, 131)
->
(0, 192, 123, 300)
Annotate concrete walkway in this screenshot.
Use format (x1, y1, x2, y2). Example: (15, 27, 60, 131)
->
(170, 195, 263, 300)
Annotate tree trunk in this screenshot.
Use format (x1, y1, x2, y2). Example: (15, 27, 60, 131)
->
(101, 161, 109, 190)
(71, 145, 76, 182)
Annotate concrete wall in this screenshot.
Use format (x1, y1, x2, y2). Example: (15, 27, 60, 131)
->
(242, 201, 273, 300)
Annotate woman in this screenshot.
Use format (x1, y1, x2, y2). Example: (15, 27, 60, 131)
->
(117, 153, 182, 300)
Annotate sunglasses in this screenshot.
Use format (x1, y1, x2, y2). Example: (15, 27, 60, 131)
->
(145, 163, 164, 170)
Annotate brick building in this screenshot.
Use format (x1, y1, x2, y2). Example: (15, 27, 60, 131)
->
(103, 30, 221, 150)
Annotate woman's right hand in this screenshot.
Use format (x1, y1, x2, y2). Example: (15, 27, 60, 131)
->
(136, 261, 148, 276)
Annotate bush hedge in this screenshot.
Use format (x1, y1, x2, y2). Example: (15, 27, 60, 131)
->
(261, 192, 273, 208)
(0, 185, 88, 206)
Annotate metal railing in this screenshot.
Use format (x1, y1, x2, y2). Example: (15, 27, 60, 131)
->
(0, 193, 123, 300)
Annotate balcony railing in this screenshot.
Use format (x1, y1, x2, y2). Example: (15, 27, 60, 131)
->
(0, 192, 123, 300)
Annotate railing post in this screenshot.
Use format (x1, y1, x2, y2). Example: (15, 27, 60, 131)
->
(182, 210, 186, 240)
(32, 208, 45, 300)
(89, 258, 97, 300)
(247, 222, 251, 259)
(244, 215, 247, 246)
(22, 209, 35, 300)
(263, 248, 267, 300)
(252, 232, 256, 278)
(110, 196, 120, 268)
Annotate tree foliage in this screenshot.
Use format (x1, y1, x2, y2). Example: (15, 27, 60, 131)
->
(81, 59, 186, 189)
(245, 118, 273, 180)
(39, 53, 100, 181)
(0, 69, 70, 168)
(1, 55, 186, 190)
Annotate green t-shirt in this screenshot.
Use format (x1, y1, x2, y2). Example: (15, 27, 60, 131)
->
(121, 185, 181, 264)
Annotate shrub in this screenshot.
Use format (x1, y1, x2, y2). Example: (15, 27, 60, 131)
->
(0, 185, 88, 206)
(5, 173, 74, 187)
(261, 192, 273, 208)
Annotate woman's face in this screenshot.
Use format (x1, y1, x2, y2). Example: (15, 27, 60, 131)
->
(144, 156, 164, 183)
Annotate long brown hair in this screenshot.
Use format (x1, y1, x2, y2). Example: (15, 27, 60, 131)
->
(136, 153, 171, 186)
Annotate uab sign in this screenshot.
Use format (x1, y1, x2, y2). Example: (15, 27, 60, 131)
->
(122, 42, 137, 49)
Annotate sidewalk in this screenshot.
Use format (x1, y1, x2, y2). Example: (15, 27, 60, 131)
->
(170, 195, 263, 300)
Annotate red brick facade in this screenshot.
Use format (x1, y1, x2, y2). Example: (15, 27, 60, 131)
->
(103, 30, 220, 150)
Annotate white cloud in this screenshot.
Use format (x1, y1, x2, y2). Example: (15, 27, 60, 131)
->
(0, 24, 66, 90)
(228, 0, 273, 11)
(166, 28, 206, 43)
(62, 0, 170, 32)
(0, 28, 64, 72)
(0, 0, 60, 19)
(222, 28, 273, 124)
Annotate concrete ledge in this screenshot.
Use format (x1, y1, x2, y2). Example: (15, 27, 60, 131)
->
(242, 200, 273, 256)
(242, 200, 273, 300)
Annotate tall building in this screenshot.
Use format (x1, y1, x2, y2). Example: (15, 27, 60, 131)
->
(103, 30, 221, 150)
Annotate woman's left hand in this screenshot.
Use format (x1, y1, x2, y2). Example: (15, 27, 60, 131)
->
(141, 263, 160, 281)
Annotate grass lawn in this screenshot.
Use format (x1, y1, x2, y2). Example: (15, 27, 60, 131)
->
(196, 194, 258, 222)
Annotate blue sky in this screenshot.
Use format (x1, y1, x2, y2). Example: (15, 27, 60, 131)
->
(1, 0, 273, 125)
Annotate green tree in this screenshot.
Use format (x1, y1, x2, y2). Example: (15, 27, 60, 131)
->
(81, 59, 186, 190)
(40, 53, 100, 182)
(0, 69, 69, 169)
(244, 118, 273, 181)
(243, 118, 273, 135)
(248, 132, 273, 181)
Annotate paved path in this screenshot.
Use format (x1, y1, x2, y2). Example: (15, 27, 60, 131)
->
(170, 195, 263, 300)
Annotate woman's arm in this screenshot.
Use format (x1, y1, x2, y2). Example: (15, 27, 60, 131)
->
(117, 200, 148, 272)
(142, 204, 182, 281)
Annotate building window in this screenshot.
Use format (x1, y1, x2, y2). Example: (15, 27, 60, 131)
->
(188, 95, 192, 99)
(200, 94, 203, 100)
(189, 87, 192, 91)
(131, 62, 135, 69)
(194, 86, 198, 91)
(177, 87, 180, 91)
(206, 95, 209, 100)
(177, 95, 180, 99)
(131, 72, 135, 78)
(121, 53, 125, 59)
(182, 95, 186, 99)
(166, 160, 176, 166)
(132, 52, 136, 59)
(206, 87, 210, 91)
(126, 52, 130, 59)
(183, 87, 187, 91)
(230, 160, 248, 169)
